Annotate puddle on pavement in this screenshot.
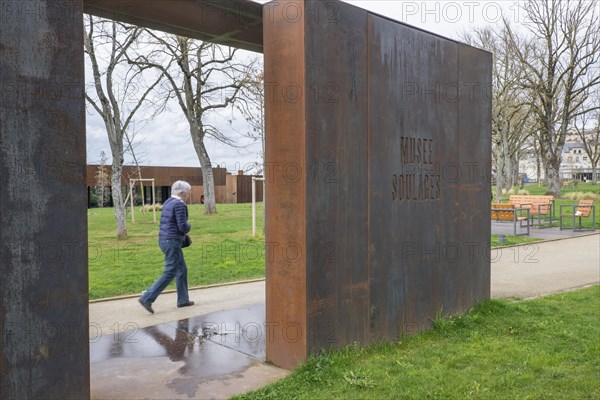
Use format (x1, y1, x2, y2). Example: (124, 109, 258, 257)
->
(90, 303, 266, 398)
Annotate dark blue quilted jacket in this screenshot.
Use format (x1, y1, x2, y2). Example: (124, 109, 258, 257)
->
(158, 197, 191, 240)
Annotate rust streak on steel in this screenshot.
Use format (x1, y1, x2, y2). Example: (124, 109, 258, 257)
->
(263, 0, 308, 370)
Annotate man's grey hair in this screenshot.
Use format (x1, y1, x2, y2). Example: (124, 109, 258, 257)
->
(171, 180, 192, 196)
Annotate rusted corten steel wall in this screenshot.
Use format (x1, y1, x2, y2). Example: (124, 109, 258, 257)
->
(264, 0, 308, 368)
(264, 0, 491, 369)
(0, 1, 90, 398)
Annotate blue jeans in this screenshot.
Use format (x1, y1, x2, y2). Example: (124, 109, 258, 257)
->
(140, 238, 189, 306)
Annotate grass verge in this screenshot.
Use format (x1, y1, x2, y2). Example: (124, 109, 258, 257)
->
(89, 202, 590, 300)
(491, 234, 540, 247)
(235, 286, 600, 400)
(88, 203, 265, 300)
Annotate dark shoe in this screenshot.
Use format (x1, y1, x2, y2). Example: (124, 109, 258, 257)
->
(177, 301, 195, 308)
(138, 298, 154, 314)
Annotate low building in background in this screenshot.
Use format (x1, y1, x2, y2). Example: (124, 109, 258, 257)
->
(518, 136, 599, 183)
(560, 142, 597, 181)
(86, 165, 263, 207)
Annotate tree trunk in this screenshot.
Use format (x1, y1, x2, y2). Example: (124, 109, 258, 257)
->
(536, 155, 542, 186)
(495, 172, 505, 203)
(592, 165, 598, 184)
(505, 155, 513, 190)
(111, 156, 128, 239)
(545, 163, 562, 197)
(100, 186, 105, 207)
(493, 148, 504, 202)
(512, 156, 521, 189)
(191, 132, 217, 214)
(499, 127, 512, 191)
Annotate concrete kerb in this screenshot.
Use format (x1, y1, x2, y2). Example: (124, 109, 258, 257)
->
(88, 234, 599, 399)
(88, 233, 599, 332)
(518, 283, 599, 301)
(88, 233, 599, 304)
(492, 231, 599, 250)
(89, 278, 266, 303)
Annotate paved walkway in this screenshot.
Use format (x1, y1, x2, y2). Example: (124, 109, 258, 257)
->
(491, 233, 599, 298)
(491, 220, 596, 240)
(90, 280, 266, 335)
(90, 233, 600, 400)
(90, 281, 283, 400)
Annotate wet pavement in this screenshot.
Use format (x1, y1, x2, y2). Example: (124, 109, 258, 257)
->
(90, 303, 289, 400)
(90, 233, 599, 399)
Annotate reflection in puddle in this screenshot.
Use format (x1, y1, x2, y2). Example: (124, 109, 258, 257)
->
(90, 304, 265, 398)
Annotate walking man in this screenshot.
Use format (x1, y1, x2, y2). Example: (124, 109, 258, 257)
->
(139, 180, 195, 313)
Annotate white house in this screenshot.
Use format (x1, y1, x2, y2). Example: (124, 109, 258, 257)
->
(560, 142, 597, 181)
(517, 137, 599, 183)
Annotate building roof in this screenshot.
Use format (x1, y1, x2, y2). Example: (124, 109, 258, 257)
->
(563, 142, 586, 152)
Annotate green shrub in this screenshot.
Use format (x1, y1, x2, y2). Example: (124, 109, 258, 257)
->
(501, 187, 529, 196)
(563, 192, 599, 200)
(141, 203, 162, 213)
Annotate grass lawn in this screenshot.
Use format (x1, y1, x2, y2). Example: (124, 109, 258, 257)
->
(235, 286, 600, 400)
(491, 234, 540, 247)
(88, 203, 265, 300)
(89, 196, 592, 300)
(89, 204, 532, 300)
(521, 181, 599, 196)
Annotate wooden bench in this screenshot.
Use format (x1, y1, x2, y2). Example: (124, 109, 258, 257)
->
(559, 199, 596, 231)
(508, 195, 554, 228)
(491, 203, 530, 236)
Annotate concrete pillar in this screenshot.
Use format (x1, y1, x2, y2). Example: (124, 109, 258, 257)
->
(1, 1, 89, 398)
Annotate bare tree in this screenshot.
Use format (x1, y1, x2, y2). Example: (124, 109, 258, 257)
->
(84, 16, 163, 239)
(573, 94, 600, 184)
(235, 66, 265, 174)
(462, 26, 534, 201)
(95, 150, 110, 207)
(234, 65, 266, 233)
(123, 121, 149, 210)
(521, 134, 545, 185)
(129, 33, 254, 214)
(505, 0, 600, 196)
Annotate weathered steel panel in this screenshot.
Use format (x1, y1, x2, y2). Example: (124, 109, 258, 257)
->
(368, 13, 461, 339)
(305, 1, 370, 352)
(263, 0, 308, 370)
(1, 0, 491, 385)
(456, 43, 493, 308)
(263, 0, 490, 367)
(0, 1, 90, 398)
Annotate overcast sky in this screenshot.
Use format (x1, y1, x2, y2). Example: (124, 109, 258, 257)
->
(86, 1, 528, 172)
